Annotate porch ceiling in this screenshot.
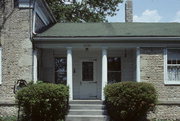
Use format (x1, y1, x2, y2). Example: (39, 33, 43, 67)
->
(35, 23, 180, 37)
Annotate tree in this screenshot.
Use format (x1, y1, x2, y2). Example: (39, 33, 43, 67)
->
(46, 0, 123, 22)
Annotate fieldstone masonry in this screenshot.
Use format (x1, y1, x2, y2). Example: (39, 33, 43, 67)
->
(0, 105, 18, 117)
(0, 0, 33, 116)
(0, 5, 4, 28)
(140, 47, 180, 120)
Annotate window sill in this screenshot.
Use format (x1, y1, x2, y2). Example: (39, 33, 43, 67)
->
(164, 81, 180, 85)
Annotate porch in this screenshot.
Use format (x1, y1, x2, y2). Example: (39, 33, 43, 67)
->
(33, 47, 139, 100)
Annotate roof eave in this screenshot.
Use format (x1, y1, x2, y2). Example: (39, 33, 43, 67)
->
(33, 36, 180, 43)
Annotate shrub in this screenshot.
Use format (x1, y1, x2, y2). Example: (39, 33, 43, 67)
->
(104, 81, 157, 121)
(16, 83, 69, 121)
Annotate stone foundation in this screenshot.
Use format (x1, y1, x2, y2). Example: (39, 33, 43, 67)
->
(0, 105, 17, 117)
(148, 105, 180, 120)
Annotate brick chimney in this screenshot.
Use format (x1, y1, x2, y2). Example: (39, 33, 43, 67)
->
(125, 0, 133, 22)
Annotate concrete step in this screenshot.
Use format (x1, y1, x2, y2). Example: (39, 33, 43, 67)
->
(68, 109, 108, 115)
(69, 100, 104, 104)
(66, 100, 109, 121)
(66, 115, 109, 121)
(70, 104, 105, 110)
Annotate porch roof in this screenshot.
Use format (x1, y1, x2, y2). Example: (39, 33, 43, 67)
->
(35, 23, 180, 37)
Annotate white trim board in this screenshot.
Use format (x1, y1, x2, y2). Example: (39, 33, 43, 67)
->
(34, 43, 180, 49)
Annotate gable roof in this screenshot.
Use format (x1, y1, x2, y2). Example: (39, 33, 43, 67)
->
(36, 23, 180, 37)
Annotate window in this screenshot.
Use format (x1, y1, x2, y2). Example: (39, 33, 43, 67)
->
(64, 0, 75, 2)
(55, 57, 67, 84)
(165, 49, 180, 84)
(15, 0, 33, 8)
(63, 0, 74, 4)
(14, 0, 18, 7)
(108, 57, 121, 83)
(82, 62, 94, 81)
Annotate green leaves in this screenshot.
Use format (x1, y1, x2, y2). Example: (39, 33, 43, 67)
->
(46, 0, 123, 22)
(104, 82, 158, 121)
(16, 83, 69, 121)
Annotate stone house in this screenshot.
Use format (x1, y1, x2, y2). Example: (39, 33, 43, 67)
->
(0, 0, 180, 120)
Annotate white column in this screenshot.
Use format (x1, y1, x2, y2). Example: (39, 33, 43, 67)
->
(101, 48, 108, 100)
(0, 47, 2, 85)
(33, 50, 38, 83)
(67, 47, 73, 100)
(136, 47, 140, 82)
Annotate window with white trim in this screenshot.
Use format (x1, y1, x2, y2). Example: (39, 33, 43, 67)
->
(108, 57, 121, 84)
(166, 49, 180, 84)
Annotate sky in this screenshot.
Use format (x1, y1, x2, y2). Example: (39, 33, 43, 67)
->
(107, 0, 180, 23)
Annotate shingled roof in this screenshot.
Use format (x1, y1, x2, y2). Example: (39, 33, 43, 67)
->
(36, 23, 180, 37)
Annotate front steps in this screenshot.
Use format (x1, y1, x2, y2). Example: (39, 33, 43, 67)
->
(65, 100, 109, 121)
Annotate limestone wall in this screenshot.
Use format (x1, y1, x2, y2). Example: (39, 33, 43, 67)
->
(0, 1, 33, 116)
(140, 47, 180, 120)
(148, 105, 180, 120)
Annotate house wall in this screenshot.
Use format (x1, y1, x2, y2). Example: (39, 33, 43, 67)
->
(140, 47, 180, 120)
(0, 1, 4, 28)
(0, 0, 33, 116)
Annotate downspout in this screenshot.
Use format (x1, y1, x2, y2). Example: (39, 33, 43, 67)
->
(30, 0, 36, 37)
(29, 0, 37, 82)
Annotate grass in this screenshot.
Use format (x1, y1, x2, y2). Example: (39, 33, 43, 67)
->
(0, 116, 17, 121)
(0, 116, 65, 121)
(150, 119, 180, 121)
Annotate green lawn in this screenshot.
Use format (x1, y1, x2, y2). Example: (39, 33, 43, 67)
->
(0, 116, 65, 121)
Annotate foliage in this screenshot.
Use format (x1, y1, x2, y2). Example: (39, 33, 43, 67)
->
(0, 116, 17, 121)
(104, 81, 157, 121)
(151, 120, 178, 121)
(46, 0, 123, 22)
(16, 83, 69, 121)
(0, 116, 65, 121)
